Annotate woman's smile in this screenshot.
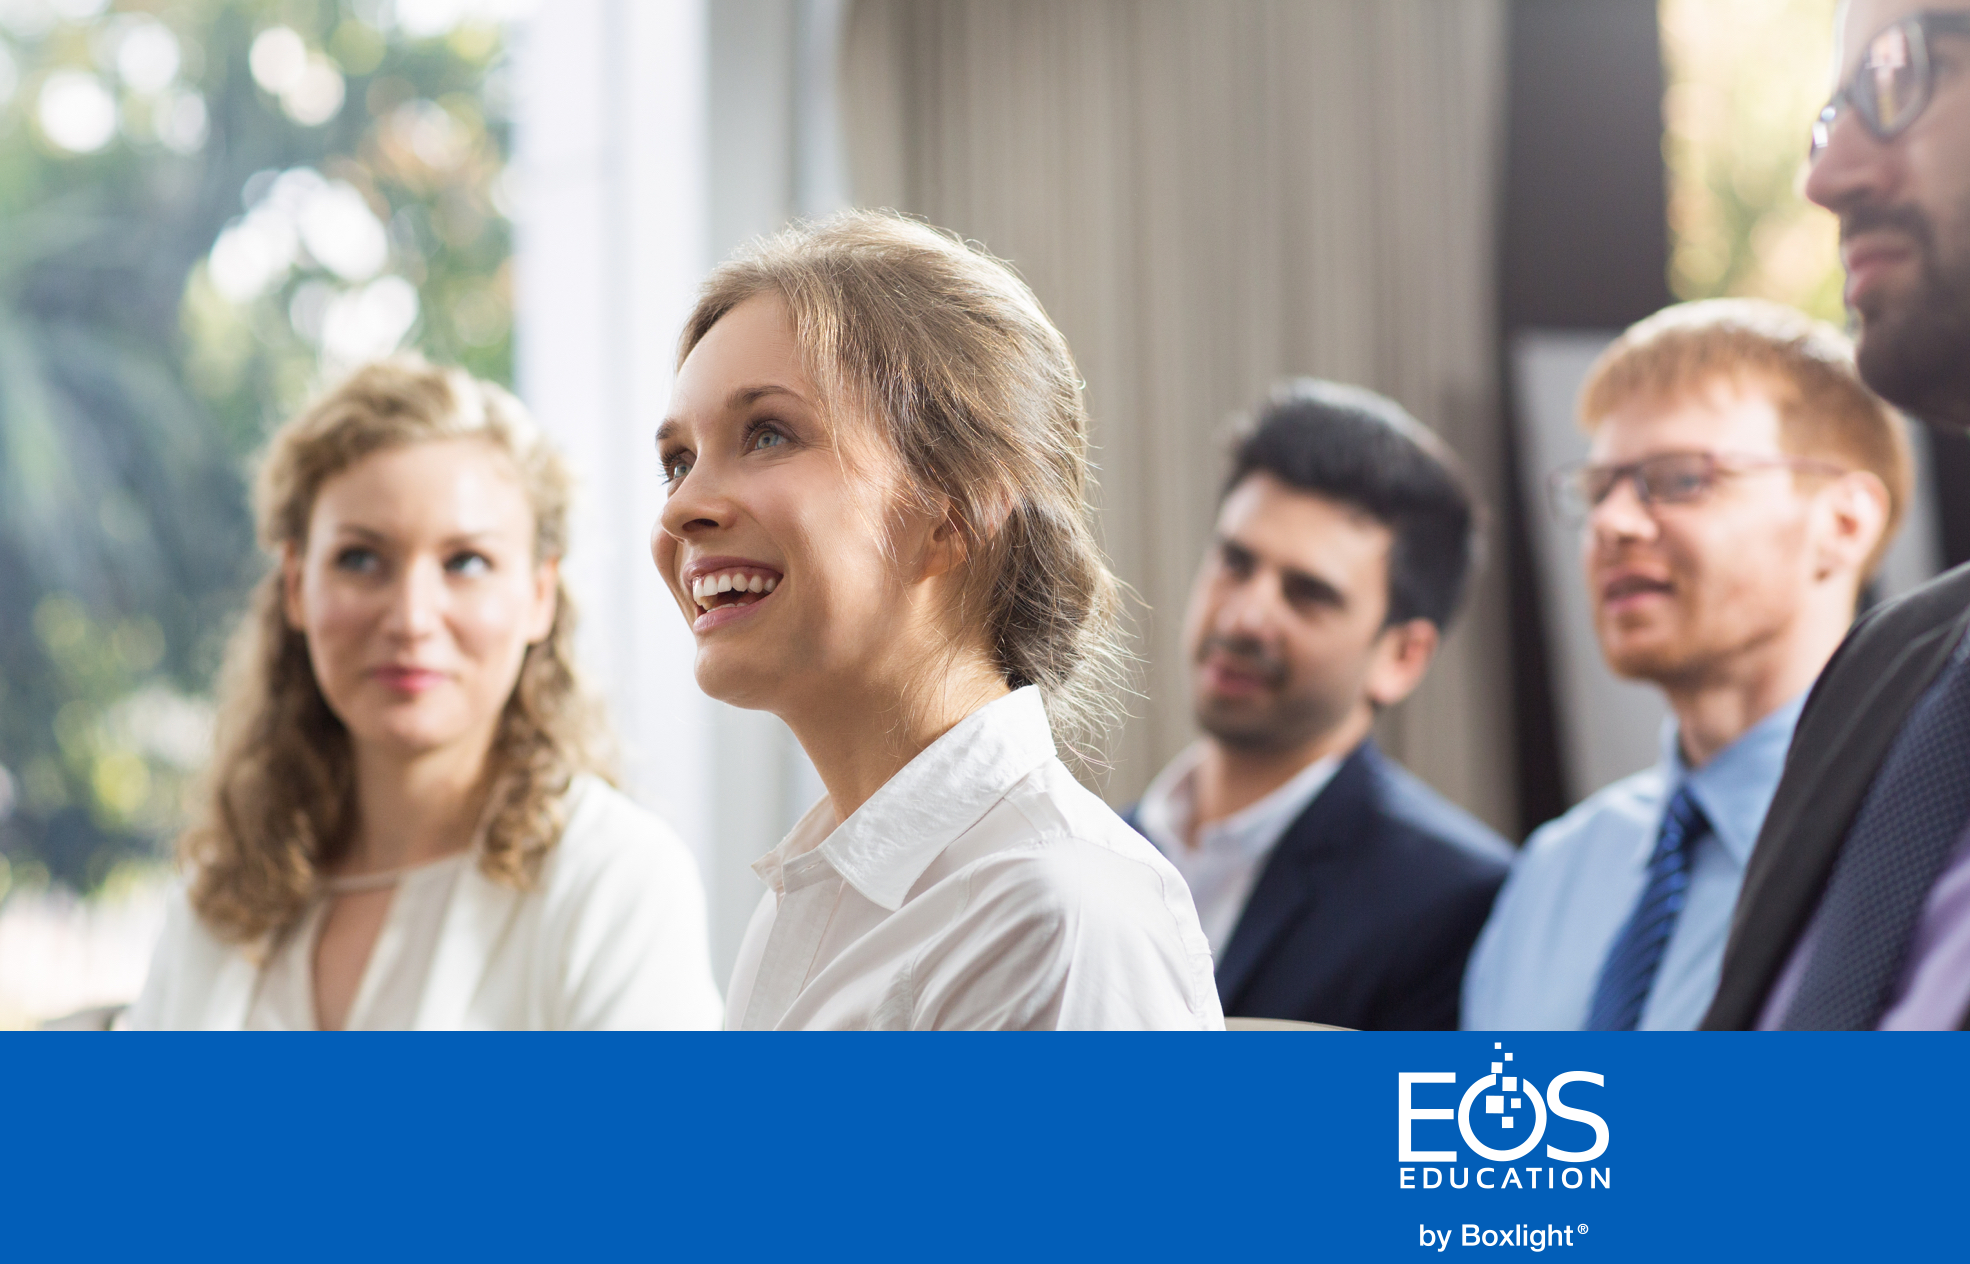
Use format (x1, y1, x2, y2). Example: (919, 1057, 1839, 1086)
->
(683, 556, 786, 632)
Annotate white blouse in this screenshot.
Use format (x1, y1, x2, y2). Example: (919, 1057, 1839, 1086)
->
(724, 687, 1224, 1030)
(244, 852, 472, 1030)
(126, 776, 723, 1030)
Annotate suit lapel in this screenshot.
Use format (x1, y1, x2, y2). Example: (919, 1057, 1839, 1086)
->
(410, 860, 523, 1030)
(1214, 743, 1376, 1009)
(1708, 588, 1970, 1028)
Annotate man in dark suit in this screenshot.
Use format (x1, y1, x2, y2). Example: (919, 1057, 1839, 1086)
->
(1703, 0, 1970, 1029)
(1126, 380, 1511, 1030)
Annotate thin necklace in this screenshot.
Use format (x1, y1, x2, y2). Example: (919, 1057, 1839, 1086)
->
(321, 868, 406, 896)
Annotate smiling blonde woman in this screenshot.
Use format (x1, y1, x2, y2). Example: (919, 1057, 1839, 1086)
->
(654, 211, 1221, 1030)
(128, 358, 722, 1030)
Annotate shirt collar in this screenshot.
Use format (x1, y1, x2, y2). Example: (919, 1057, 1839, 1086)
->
(750, 796, 838, 897)
(1657, 689, 1809, 867)
(1136, 739, 1347, 862)
(1134, 742, 1207, 855)
(750, 686, 1058, 911)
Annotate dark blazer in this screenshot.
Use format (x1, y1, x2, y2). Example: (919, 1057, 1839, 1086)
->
(1128, 739, 1511, 1030)
(1702, 562, 1970, 1030)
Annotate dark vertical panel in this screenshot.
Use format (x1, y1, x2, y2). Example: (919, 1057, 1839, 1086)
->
(1501, 0, 1672, 331)
(1499, 0, 1671, 838)
(1926, 429, 1970, 568)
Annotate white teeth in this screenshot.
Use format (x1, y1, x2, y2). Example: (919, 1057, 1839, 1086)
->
(689, 570, 780, 611)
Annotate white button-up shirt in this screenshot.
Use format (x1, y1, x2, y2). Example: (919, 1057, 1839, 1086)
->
(1133, 742, 1344, 954)
(724, 688, 1224, 1030)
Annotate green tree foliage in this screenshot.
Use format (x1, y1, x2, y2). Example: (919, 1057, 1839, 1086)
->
(1661, 0, 1844, 320)
(0, 0, 512, 891)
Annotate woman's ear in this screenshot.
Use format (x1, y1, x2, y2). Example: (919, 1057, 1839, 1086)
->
(281, 542, 307, 631)
(527, 556, 561, 644)
(921, 485, 1014, 584)
(919, 503, 970, 582)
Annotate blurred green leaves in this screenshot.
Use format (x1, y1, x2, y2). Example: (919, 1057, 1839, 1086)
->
(0, 0, 513, 889)
(1662, 0, 1845, 320)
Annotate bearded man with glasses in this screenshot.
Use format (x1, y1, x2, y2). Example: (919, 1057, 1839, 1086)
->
(1466, 300, 1907, 1031)
(1701, 2, 1970, 1031)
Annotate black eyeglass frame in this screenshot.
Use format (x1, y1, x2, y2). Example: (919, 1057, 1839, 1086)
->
(1545, 450, 1850, 525)
(1810, 10, 1970, 158)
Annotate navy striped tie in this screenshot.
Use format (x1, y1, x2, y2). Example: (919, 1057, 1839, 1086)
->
(1585, 784, 1707, 1031)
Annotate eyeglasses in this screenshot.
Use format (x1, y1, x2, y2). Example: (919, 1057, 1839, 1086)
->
(1546, 451, 1848, 525)
(1810, 10, 1970, 160)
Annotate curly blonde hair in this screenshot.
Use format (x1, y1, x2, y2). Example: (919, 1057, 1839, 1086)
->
(182, 357, 609, 944)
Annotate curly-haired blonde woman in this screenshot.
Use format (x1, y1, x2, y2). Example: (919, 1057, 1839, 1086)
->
(128, 359, 721, 1030)
(656, 211, 1221, 1029)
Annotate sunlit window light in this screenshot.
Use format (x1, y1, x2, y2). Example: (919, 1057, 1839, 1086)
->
(112, 16, 181, 95)
(207, 205, 300, 302)
(394, 0, 540, 40)
(248, 25, 307, 94)
(154, 89, 208, 154)
(1, 0, 519, 1029)
(297, 180, 390, 280)
(206, 165, 395, 303)
(283, 55, 346, 126)
(248, 27, 348, 128)
(37, 69, 117, 153)
(321, 274, 420, 364)
(392, 98, 470, 169)
(1661, 0, 1844, 320)
(0, 1, 58, 40)
(48, 0, 109, 21)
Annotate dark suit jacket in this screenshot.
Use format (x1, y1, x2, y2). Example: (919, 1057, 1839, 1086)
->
(1128, 740, 1511, 1030)
(1702, 562, 1970, 1029)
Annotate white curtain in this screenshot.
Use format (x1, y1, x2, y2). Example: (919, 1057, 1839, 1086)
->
(840, 0, 1517, 831)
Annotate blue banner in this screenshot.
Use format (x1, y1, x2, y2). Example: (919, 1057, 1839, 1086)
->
(5, 1033, 1961, 1260)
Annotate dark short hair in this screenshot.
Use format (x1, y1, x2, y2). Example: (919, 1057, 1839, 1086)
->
(1223, 379, 1480, 630)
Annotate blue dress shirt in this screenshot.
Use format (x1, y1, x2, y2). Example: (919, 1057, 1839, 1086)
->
(1463, 692, 1807, 1031)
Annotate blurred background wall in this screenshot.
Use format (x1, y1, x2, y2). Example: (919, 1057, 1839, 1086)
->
(1, 0, 1951, 1020)
(840, 0, 1515, 842)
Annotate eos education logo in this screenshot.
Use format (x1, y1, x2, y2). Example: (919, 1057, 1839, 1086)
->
(1397, 1042, 1611, 1191)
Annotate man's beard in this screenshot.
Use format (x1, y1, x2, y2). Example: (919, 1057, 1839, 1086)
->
(1845, 202, 1970, 429)
(1192, 634, 1351, 754)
